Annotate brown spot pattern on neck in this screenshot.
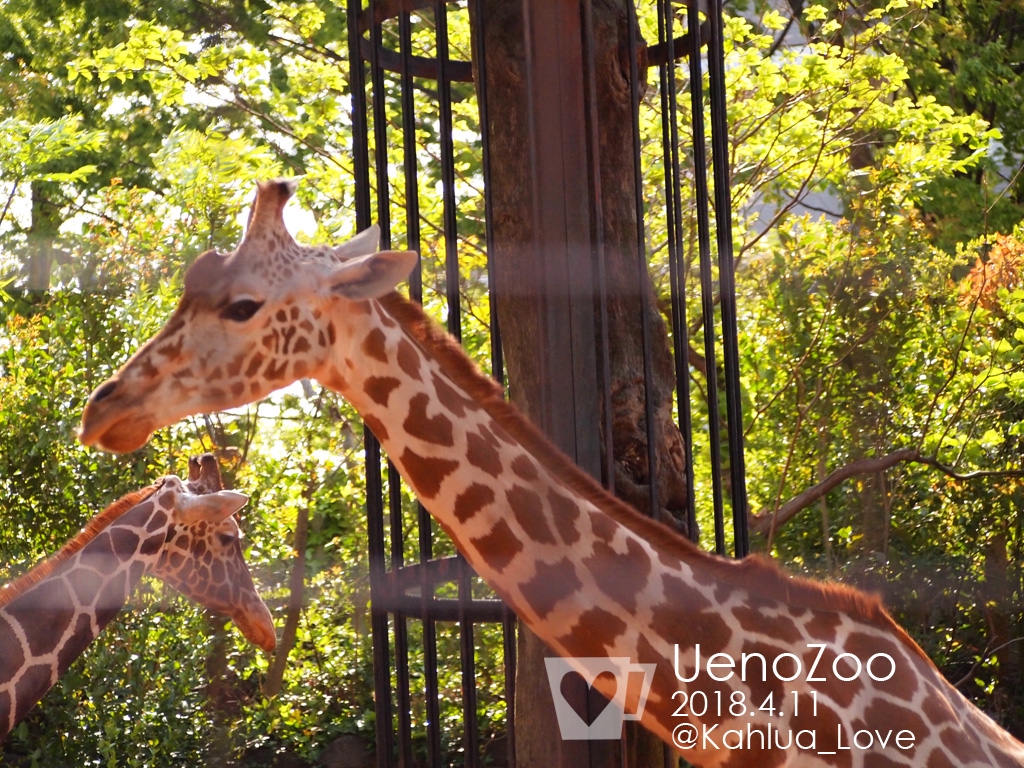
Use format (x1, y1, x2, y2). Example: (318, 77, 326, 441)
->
(0, 485, 160, 610)
(375, 290, 935, 667)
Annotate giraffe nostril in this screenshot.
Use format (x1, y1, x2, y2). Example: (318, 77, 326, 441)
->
(92, 380, 118, 402)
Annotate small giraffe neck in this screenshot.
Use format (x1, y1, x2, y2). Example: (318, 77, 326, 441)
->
(0, 467, 279, 740)
(0, 485, 159, 611)
(320, 292, 1024, 768)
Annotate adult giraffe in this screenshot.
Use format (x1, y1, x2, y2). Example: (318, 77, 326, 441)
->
(80, 180, 1023, 767)
(0, 454, 276, 738)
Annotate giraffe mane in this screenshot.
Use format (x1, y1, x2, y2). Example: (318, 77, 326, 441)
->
(377, 291, 937, 668)
(0, 483, 162, 609)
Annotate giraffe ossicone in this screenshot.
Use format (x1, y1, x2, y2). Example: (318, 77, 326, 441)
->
(79, 180, 1024, 767)
(0, 454, 275, 739)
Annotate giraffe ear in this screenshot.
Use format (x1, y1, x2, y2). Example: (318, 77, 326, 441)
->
(328, 249, 419, 300)
(333, 224, 381, 261)
(176, 490, 249, 525)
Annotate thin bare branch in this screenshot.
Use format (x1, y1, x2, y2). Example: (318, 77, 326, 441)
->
(916, 456, 1024, 482)
(0, 180, 20, 232)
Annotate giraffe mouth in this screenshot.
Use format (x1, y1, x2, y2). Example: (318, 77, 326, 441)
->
(232, 604, 278, 653)
(78, 410, 156, 453)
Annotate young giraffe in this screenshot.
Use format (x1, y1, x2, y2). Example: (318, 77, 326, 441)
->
(0, 454, 276, 739)
(80, 180, 1023, 768)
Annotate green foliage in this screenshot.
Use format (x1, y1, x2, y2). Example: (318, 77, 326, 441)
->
(0, 116, 102, 184)
(749, 0, 1024, 245)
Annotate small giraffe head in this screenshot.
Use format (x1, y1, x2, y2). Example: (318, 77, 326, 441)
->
(79, 179, 417, 452)
(152, 455, 276, 652)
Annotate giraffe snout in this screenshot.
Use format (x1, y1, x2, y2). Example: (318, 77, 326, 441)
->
(80, 376, 156, 452)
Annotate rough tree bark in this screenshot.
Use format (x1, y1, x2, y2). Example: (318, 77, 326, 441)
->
(475, 0, 689, 764)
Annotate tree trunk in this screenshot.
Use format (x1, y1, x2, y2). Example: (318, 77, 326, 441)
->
(981, 532, 1018, 703)
(855, 468, 890, 597)
(26, 181, 60, 292)
(475, 0, 688, 764)
(265, 478, 312, 697)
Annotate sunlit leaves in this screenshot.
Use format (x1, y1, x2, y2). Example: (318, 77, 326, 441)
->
(715, 8, 994, 222)
(0, 116, 103, 184)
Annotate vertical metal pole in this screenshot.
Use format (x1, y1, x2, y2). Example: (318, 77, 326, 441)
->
(686, 0, 728, 556)
(400, 9, 424, 302)
(393, 10, 421, 766)
(470, 0, 504, 389)
(436, 2, 462, 342)
(625, 0, 662, 524)
(468, 5, 515, 765)
(581, 0, 616, 495)
(368, 0, 392, 248)
(658, 0, 698, 542)
(418, 484, 442, 768)
(348, 4, 397, 765)
(705, 0, 750, 557)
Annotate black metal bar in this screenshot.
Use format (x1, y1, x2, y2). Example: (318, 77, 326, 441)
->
(348, 4, 396, 766)
(399, 8, 424, 301)
(470, 0, 504, 388)
(417, 493, 442, 767)
(420, 604, 443, 767)
(376, 596, 507, 622)
(389, 461, 415, 767)
(434, 6, 464, 761)
(359, 36, 474, 81)
(369, 9, 412, 765)
(436, 1, 462, 342)
(581, 0, 616, 495)
(705, 0, 750, 558)
(647, 30, 704, 66)
(686, 0, 727, 556)
(365, 438, 396, 768)
(458, 564, 480, 768)
(660, 0, 698, 541)
(349, 1, 373, 228)
(369, 0, 392, 247)
(501, 607, 517, 768)
(355, 27, 699, 82)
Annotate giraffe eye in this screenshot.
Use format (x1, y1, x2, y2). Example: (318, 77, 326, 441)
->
(221, 299, 264, 322)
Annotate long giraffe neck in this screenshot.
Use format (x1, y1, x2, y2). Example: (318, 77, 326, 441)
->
(318, 292, 1024, 768)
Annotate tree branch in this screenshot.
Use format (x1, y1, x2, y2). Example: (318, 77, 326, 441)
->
(749, 450, 917, 536)
(752, 448, 1024, 536)
(752, 448, 920, 536)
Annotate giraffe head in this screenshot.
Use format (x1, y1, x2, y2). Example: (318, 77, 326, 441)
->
(152, 455, 277, 652)
(79, 179, 417, 452)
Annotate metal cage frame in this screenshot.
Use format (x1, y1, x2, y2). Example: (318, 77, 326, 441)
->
(346, 1, 748, 765)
